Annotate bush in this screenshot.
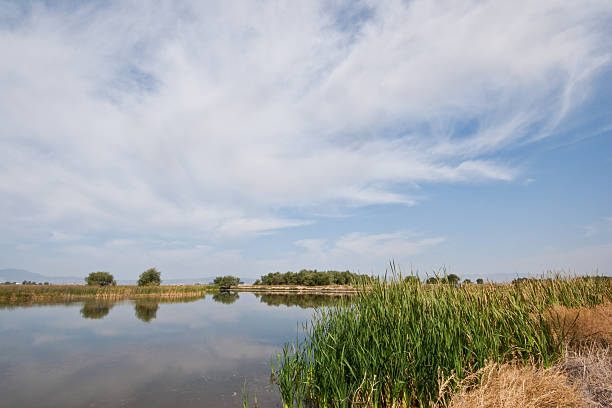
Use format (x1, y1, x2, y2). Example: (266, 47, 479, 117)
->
(85, 271, 116, 286)
(138, 268, 161, 286)
(213, 275, 240, 289)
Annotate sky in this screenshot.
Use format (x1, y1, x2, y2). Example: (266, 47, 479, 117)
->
(1, 0, 611, 281)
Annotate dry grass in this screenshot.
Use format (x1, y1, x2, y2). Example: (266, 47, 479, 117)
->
(447, 363, 588, 408)
(447, 305, 612, 408)
(564, 348, 612, 408)
(546, 304, 612, 349)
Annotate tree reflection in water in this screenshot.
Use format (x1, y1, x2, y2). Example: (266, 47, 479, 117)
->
(212, 291, 239, 304)
(256, 294, 352, 309)
(134, 300, 160, 322)
(80, 300, 116, 319)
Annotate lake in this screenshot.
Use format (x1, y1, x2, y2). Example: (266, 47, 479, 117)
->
(0, 293, 345, 407)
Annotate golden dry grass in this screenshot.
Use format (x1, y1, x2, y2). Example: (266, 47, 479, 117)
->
(447, 305, 612, 408)
(546, 304, 612, 348)
(447, 363, 588, 408)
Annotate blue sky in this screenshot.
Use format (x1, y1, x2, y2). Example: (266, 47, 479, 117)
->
(1, 0, 611, 281)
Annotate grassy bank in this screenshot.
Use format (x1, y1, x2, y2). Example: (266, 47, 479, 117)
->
(0, 284, 217, 303)
(274, 275, 612, 407)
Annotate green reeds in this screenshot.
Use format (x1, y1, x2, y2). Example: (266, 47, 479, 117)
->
(274, 274, 612, 407)
(0, 284, 215, 304)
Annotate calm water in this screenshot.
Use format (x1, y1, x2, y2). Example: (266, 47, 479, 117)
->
(0, 293, 344, 407)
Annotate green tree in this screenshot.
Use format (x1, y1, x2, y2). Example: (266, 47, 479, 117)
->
(138, 268, 161, 286)
(213, 275, 240, 290)
(463, 279, 472, 284)
(476, 278, 484, 284)
(404, 275, 421, 284)
(445, 274, 460, 285)
(85, 271, 116, 286)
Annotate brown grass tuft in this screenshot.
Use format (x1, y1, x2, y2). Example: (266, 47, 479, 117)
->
(447, 363, 589, 408)
(546, 304, 612, 349)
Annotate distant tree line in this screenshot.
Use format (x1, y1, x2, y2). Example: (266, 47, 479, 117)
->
(255, 270, 370, 286)
(407, 274, 486, 285)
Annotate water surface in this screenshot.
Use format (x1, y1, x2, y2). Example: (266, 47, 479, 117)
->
(0, 293, 344, 407)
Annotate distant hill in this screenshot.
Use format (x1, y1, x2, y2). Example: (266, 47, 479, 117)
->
(0, 268, 83, 284)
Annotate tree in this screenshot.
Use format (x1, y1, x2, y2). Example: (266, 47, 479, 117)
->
(404, 275, 421, 285)
(85, 271, 116, 286)
(214, 275, 240, 290)
(138, 268, 161, 286)
(426, 274, 460, 285)
(476, 278, 484, 284)
(463, 279, 472, 284)
(445, 274, 460, 286)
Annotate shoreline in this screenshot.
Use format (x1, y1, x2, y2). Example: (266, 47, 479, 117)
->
(0, 283, 358, 304)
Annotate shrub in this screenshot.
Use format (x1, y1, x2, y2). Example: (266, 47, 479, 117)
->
(85, 271, 116, 286)
(138, 268, 161, 286)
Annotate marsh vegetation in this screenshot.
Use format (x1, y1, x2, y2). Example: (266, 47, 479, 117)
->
(274, 275, 612, 407)
(0, 284, 215, 303)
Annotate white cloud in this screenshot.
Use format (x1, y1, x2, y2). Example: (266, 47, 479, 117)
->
(292, 231, 446, 273)
(217, 217, 312, 236)
(0, 0, 611, 275)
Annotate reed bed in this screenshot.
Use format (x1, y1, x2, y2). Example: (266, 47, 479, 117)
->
(274, 275, 612, 407)
(0, 284, 215, 303)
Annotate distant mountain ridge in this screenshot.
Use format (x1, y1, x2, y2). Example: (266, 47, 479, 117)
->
(1, 269, 256, 285)
(0, 268, 82, 284)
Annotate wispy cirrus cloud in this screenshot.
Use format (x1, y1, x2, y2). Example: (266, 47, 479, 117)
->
(0, 0, 611, 276)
